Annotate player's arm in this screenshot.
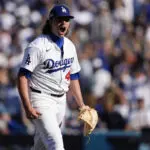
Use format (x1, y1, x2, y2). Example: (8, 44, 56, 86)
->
(17, 68, 41, 119)
(17, 68, 32, 112)
(70, 73, 88, 109)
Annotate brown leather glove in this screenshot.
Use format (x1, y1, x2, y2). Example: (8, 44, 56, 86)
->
(78, 107, 98, 136)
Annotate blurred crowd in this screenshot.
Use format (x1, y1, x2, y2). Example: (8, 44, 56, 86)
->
(1, 0, 150, 138)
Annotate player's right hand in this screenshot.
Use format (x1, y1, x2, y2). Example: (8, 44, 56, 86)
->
(25, 107, 42, 119)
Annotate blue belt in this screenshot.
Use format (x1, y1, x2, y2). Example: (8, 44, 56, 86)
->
(30, 87, 64, 97)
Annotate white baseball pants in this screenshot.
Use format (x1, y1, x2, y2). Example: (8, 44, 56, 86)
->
(30, 92, 66, 150)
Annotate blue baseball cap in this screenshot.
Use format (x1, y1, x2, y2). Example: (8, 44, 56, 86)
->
(49, 4, 74, 19)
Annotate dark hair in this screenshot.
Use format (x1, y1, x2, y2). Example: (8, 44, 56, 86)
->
(42, 19, 52, 35)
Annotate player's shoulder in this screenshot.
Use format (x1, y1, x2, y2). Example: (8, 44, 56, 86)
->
(28, 34, 51, 49)
(64, 37, 76, 49)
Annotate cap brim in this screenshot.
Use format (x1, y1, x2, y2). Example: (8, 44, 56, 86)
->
(56, 16, 74, 19)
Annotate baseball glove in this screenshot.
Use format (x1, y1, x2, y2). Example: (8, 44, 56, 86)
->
(78, 107, 98, 136)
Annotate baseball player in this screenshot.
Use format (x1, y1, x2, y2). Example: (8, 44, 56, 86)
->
(17, 4, 89, 150)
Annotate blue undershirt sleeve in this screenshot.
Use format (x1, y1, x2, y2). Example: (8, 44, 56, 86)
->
(18, 68, 32, 79)
(70, 72, 80, 80)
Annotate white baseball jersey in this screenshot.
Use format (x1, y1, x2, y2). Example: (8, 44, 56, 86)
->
(21, 34, 81, 95)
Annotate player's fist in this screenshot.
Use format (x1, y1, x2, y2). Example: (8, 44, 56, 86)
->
(25, 107, 42, 119)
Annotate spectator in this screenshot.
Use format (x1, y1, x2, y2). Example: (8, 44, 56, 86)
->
(129, 98, 150, 131)
(98, 88, 129, 130)
(91, 57, 111, 100)
(0, 102, 11, 135)
(0, 53, 11, 135)
(91, 0, 113, 41)
(111, 82, 130, 119)
(79, 42, 95, 106)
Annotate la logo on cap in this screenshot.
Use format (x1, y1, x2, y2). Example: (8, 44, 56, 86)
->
(61, 6, 67, 13)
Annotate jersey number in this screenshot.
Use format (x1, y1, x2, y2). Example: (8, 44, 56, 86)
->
(65, 71, 70, 81)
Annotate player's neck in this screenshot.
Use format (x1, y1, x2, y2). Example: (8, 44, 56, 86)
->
(50, 33, 64, 49)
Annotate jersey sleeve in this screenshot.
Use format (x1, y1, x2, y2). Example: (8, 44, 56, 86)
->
(20, 47, 42, 72)
(70, 46, 81, 74)
(70, 72, 80, 80)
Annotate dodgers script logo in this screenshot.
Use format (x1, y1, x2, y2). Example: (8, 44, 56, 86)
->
(43, 58, 74, 73)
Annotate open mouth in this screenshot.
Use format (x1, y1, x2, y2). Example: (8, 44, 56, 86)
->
(59, 26, 66, 32)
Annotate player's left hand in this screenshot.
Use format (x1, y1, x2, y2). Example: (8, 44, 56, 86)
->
(78, 107, 99, 136)
(79, 105, 90, 111)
